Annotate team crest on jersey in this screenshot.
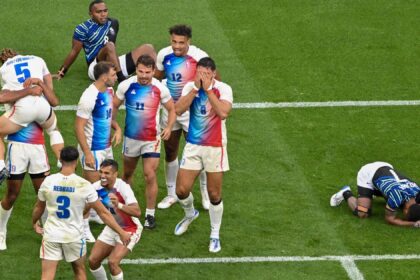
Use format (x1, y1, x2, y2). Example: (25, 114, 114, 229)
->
(166, 60, 171, 65)
(109, 27, 115, 36)
(130, 89, 136, 95)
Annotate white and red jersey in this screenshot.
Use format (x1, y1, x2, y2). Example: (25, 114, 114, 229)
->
(0, 55, 50, 111)
(77, 84, 114, 150)
(38, 173, 98, 243)
(116, 76, 171, 141)
(93, 178, 141, 233)
(156, 45, 208, 102)
(183, 80, 233, 147)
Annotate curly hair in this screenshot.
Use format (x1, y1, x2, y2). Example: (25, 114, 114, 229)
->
(0, 48, 18, 64)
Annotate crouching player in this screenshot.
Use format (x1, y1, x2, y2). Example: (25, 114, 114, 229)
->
(89, 159, 142, 280)
(330, 161, 420, 227)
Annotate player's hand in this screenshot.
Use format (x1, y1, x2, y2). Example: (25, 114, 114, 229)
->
(29, 86, 43, 96)
(112, 128, 122, 147)
(53, 67, 66, 80)
(108, 193, 118, 207)
(85, 152, 96, 169)
(33, 222, 44, 235)
(23, 77, 42, 88)
(193, 73, 202, 90)
(119, 231, 132, 246)
(201, 72, 213, 92)
(160, 127, 172, 141)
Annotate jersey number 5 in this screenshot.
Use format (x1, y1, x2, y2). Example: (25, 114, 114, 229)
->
(56, 196, 71, 219)
(14, 62, 31, 83)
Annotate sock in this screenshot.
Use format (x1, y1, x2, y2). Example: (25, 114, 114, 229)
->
(145, 208, 155, 217)
(199, 170, 209, 201)
(90, 265, 108, 280)
(165, 159, 178, 197)
(343, 190, 354, 201)
(117, 71, 126, 83)
(0, 203, 13, 233)
(0, 160, 5, 170)
(178, 192, 195, 218)
(111, 271, 123, 280)
(209, 200, 223, 239)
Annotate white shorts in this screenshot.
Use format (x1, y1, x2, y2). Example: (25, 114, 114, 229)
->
(6, 141, 49, 175)
(88, 54, 129, 80)
(123, 136, 161, 158)
(5, 96, 51, 127)
(40, 239, 87, 262)
(357, 161, 393, 190)
(78, 146, 113, 171)
(160, 107, 189, 132)
(180, 143, 229, 172)
(98, 225, 142, 252)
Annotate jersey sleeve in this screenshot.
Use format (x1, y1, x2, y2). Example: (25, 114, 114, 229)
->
(156, 49, 166, 71)
(76, 93, 94, 119)
(38, 57, 50, 76)
(181, 82, 194, 97)
(37, 182, 48, 202)
(121, 182, 138, 205)
(386, 189, 403, 210)
(159, 83, 172, 104)
(116, 81, 128, 101)
(86, 183, 99, 203)
(73, 23, 87, 42)
(218, 83, 233, 104)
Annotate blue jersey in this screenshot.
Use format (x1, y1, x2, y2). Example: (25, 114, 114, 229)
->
(73, 18, 119, 64)
(373, 176, 420, 210)
(77, 84, 114, 150)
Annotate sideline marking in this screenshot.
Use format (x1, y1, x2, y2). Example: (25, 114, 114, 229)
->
(1, 100, 418, 112)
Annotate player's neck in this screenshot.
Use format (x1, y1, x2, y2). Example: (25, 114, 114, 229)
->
(60, 168, 74, 176)
(94, 81, 108, 92)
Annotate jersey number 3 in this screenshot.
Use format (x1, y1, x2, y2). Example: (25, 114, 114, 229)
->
(56, 196, 71, 219)
(14, 62, 31, 83)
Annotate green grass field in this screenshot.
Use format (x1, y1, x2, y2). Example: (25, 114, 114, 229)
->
(1, 0, 420, 279)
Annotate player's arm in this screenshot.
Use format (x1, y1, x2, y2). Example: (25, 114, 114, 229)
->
(161, 97, 176, 140)
(31, 198, 46, 234)
(54, 39, 83, 79)
(111, 96, 123, 146)
(90, 200, 131, 244)
(0, 87, 42, 104)
(23, 76, 59, 107)
(201, 72, 232, 120)
(384, 207, 417, 227)
(154, 69, 165, 80)
(175, 81, 197, 116)
(74, 116, 95, 169)
(109, 193, 141, 217)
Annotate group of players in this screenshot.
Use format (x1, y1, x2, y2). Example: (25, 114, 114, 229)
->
(0, 0, 233, 279)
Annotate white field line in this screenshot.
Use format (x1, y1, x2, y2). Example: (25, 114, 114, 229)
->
(118, 254, 420, 265)
(2, 100, 419, 112)
(340, 258, 364, 280)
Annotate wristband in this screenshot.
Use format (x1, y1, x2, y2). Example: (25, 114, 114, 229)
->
(58, 65, 68, 77)
(192, 85, 200, 91)
(117, 203, 123, 210)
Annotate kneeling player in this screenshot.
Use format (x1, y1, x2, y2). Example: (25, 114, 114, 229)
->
(330, 161, 420, 227)
(89, 160, 142, 280)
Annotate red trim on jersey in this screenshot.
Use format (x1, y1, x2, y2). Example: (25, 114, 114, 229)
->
(220, 146, 224, 170)
(154, 139, 160, 152)
(7, 105, 16, 118)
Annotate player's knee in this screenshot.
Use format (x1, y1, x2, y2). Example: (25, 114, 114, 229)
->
(176, 187, 189, 199)
(107, 258, 120, 274)
(208, 189, 221, 202)
(88, 255, 101, 270)
(104, 41, 116, 52)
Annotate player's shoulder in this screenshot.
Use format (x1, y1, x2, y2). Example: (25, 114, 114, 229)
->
(188, 45, 208, 59)
(214, 80, 232, 91)
(115, 178, 131, 190)
(157, 46, 174, 58)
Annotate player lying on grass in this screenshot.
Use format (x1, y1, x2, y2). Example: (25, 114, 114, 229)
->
(330, 161, 420, 227)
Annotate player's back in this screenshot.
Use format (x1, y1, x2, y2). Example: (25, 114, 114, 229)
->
(0, 55, 49, 108)
(39, 173, 97, 243)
